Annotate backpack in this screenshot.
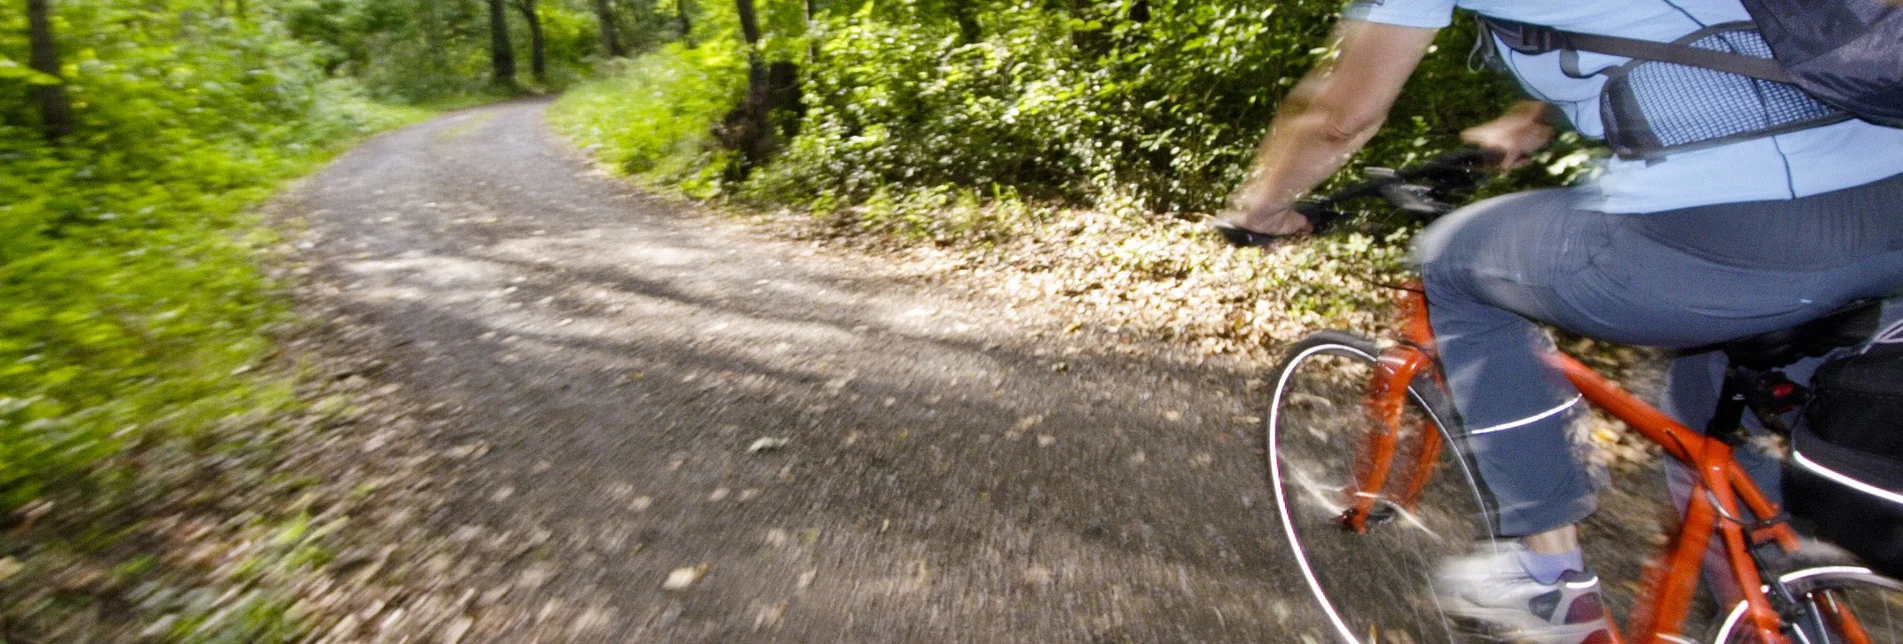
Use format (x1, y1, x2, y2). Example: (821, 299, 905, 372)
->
(1788, 318, 1903, 578)
(1477, 0, 1903, 159)
(1742, 0, 1903, 126)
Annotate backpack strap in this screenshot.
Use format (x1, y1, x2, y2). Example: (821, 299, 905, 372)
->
(1478, 17, 1797, 84)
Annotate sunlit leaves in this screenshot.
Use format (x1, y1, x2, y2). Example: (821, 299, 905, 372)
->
(0, 1, 429, 516)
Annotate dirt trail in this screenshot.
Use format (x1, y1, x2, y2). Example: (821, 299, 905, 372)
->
(284, 100, 1668, 643)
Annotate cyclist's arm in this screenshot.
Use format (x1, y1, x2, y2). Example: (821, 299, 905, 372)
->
(1225, 20, 1439, 235)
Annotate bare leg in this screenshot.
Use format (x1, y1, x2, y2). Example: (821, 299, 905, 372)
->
(1522, 524, 1580, 555)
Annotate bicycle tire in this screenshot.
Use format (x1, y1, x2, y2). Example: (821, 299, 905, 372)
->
(1266, 331, 1498, 644)
(1710, 566, 1903, 643)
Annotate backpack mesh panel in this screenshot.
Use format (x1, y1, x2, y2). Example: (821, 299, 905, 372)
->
(1603, 29, 1844, 157)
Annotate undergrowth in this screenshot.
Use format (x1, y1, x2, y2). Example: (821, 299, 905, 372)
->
(1, 8, 440, 639)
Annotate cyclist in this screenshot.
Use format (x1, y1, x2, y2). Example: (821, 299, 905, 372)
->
(1218, 0, 1903, 640)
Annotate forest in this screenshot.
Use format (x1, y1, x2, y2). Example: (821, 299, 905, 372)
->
(3, 0, 1600, 640)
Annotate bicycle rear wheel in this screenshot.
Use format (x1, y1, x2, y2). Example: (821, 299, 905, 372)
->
(1711, 566, 1903, 643)
(1267, 331, 1496, 644)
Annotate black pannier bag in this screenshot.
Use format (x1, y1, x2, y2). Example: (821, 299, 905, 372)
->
(1789, 320, 1903, 577)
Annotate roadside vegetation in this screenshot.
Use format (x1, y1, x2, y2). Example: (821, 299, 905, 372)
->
(549, 0, 1602, 352)
(0, 0, 643, 640)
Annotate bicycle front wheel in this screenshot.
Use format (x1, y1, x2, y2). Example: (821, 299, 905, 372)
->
(1712, 566, 1903, 643)
(1267, 331, 1496, 644)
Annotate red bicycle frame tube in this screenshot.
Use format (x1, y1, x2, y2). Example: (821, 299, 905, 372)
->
(1342, 285, 1444, 532)
(1347, 345, 1431, 533)
(1353, 284, 1818, 644)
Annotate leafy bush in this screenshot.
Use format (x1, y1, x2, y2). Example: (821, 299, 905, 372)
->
(748, 0, 1565, 214)
(743, 13, 1086, 208)
(562, 0, 1590, 219)
(549, 41, 748, 196)
(0, 5, 426, 515)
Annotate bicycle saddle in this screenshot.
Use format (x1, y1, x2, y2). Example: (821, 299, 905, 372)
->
(1713, 299, 1882, 370)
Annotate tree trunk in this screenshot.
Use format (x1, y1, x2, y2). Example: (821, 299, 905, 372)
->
(949, 0, 980, 44)
(592, 0, 626, 57)
(735, 0, 761, 45)
(514, 0, 546, 82)
(719, 0, 784, 169)
(26, 0, 74, 141)
(677, 0, 693, 47)
(487, 0, 517, 88)
(802, 0, 817, 60)
(735, 0, 767, 129)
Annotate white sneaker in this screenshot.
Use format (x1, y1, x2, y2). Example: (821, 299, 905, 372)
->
(1436, 544, 1614, 644)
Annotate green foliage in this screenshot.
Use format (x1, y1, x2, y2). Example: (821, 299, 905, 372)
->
(548, 41, 748, 196)
(760, 0, 1549, 212)
(0, 1, 427, 516)
(283, 0, 612, 101)
(561, 0, 1593, 220)
(745, 12, 1087, 206)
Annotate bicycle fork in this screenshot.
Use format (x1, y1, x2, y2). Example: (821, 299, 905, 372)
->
(1338, 286, 1446, 535)
(1340, 344, 1442, 534)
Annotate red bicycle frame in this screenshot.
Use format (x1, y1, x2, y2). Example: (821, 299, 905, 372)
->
(1345, 282, 1832, 644)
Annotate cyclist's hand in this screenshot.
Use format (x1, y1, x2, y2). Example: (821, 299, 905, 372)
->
(1228, 207, 1314, 237)
(1460, 100, 1553, 171)
(1211, 207, 1317, 248)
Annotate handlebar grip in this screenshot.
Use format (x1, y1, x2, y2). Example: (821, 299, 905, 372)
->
(1293, 202, 1343, 233)
(1209, 219, 1286, 248)
(1431, 147, 1504, 169)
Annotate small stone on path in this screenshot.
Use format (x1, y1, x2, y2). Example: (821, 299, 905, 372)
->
(663, 566, 706, 590)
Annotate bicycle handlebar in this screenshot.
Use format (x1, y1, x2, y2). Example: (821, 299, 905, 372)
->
(1214, 148, 1502, 249)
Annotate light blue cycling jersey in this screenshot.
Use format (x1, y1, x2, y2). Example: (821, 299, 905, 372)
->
(1343, 0, 1903, 214)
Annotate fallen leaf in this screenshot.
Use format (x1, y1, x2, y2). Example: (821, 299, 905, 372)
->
(748, 437, 790, 453)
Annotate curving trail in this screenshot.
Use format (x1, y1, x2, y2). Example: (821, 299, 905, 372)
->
(284, 99, 1663, 642)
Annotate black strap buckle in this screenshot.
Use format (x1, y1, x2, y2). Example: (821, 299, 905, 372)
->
(1482, 17, 1567, 55)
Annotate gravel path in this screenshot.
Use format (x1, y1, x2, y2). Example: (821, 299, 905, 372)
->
(283, 100, 1669, 642)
